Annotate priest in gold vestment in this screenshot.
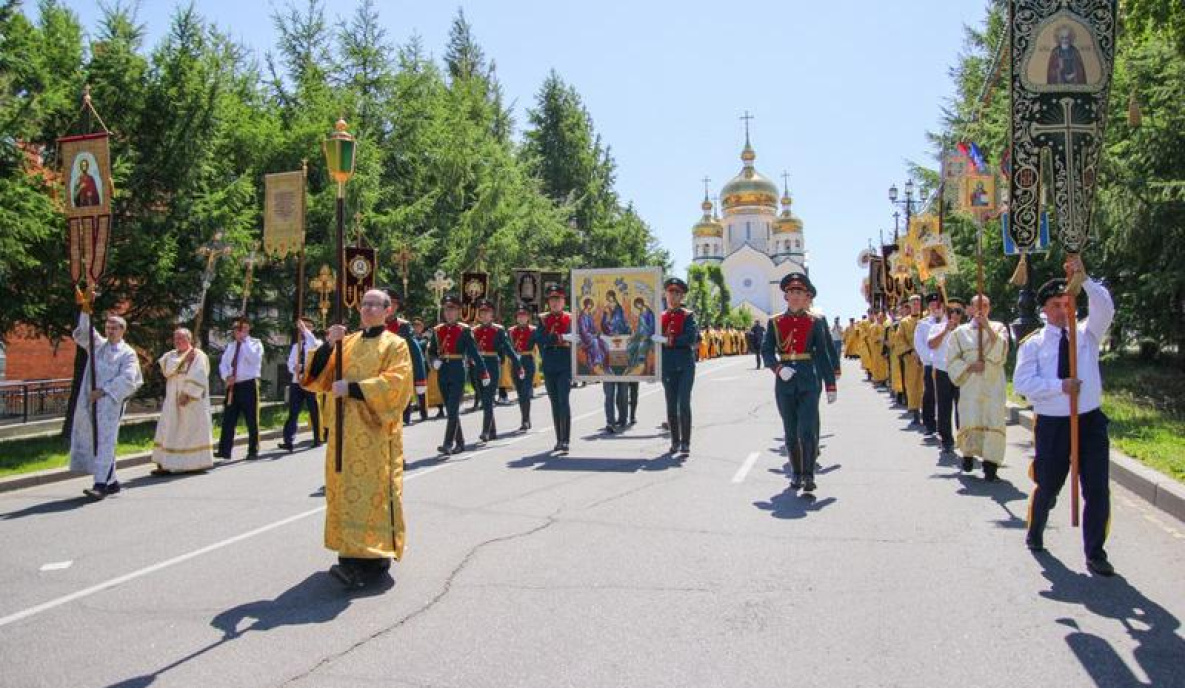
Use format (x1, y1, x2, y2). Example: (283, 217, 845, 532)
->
(945, 294, 1009, 481)
(303, 289, 414, 589)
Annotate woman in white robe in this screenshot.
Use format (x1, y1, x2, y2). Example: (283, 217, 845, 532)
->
(71, 311, 143, 499)
(152, 328, 214, 473)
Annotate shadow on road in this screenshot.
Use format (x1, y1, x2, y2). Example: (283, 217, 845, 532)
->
(508, 452, 684, 473)
(928, 470, 1028, 528)
(753, 488, 837, 520)
(0, 495, 92, 520)
(102, 571, 391, 688)
(1035, 552, 1185, 688)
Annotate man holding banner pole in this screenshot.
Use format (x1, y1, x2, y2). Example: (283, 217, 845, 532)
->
(1014, 257, 1115, 576)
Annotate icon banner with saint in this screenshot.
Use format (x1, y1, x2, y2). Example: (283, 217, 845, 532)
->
(570, 267, 662, 383)
(59, 132, 113, 284)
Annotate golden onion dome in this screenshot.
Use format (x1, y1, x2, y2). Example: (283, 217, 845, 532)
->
(773, 191, 804, 234)
(692, 195, 724, 237)
(721, 139, 779, 212)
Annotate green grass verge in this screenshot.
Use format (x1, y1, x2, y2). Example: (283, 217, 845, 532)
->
(1098, 355, 1185, 484)
(0, 404, 290, 478)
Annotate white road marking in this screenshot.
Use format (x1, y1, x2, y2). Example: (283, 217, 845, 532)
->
(731, 452, 761, 484)
(0, 357, 752, 629)
(39, 561, 73, 572)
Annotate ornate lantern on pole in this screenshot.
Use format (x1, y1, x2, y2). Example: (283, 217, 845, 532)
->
(322, 116, 355, 473)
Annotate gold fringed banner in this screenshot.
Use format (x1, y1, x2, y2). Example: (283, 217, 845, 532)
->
(59, 132, 113, 284)
(263, 170, 306, 258)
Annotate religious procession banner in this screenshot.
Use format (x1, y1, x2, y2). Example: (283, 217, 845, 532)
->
(917, 234, 960, 283)
(512, 269, 543, 314)
(570, 267, 662, 383)
(60, 132, 113, 284)
(541, 271, 565, 299)
(1009, 0, 1117, 253)
(263, 170, 305, 258)
(344, 246, 376, 310)
(460, 271, 489, 323)
(959, 173, 998, 218)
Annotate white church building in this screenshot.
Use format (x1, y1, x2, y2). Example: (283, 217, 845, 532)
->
(691, 129, 807, 323)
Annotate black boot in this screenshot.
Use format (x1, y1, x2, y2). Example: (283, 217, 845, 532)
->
(983, 460, 999, 482)
(551, 409, 563, 452)
(562, 416, 571, 452)
(438, 419, 456, 455)
(802, 444, 818, 492)
(679, 414, 691, 456)
(519, 408, 530, 432)
(668, 414, 681, 454)
(789, 444, 804, 489)
(453, 422, 466, 454)
(557, 415, 570, 454)
(489, 415, 498, 441)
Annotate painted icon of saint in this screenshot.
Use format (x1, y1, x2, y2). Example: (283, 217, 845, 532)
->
(1047, 26, 1087, 85)
(73, 157, 101, 208)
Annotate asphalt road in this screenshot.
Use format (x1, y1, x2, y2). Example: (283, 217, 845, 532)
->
(0, 357, 1182, 688)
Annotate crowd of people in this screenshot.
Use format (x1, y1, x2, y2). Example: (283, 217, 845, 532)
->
(64, 256, 1118, 589)
(838, 256, 1118, 577)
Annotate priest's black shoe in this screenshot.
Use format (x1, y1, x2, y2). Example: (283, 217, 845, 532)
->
(329, 564, 366, 590)
(983, 461, 999, 481)
(1087, 558, 1116, 577)
(437, 445, 452, 456)
(802, 479, 817, 493)
(277, 442, 295, 452)
(1025, 534, 1044, 552)
(519, 421, 530, 431)
(961, 456, 974, 472)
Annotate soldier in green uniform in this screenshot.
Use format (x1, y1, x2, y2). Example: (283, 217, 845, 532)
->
(762, 273, 838, 493)
(530, 286, 576, 454)
(426, 295, 488, 456)
(655, 277, 699, 456)
(472, 299, 523, 442)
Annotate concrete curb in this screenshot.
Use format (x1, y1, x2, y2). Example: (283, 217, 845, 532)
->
(1007, 403, 1185, 525)
(0, 426, 298, 494)
(0, 401, 287, 443)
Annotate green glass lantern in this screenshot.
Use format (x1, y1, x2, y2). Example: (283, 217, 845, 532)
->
(322, 117, 356, 186)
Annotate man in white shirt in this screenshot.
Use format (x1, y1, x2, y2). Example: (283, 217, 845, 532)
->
(927, 297, 965, 452)
(217, 317, 264, 460)
(279, 318, 322, 452)
(914, 293, 943, 436)
(1014, 256, 1116, 576)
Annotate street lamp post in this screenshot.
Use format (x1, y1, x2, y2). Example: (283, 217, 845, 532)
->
(888, 179, 922, 306)
(322, 117, 356, 474)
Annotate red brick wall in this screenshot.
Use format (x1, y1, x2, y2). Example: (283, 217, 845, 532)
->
(3, 325, 76, 381)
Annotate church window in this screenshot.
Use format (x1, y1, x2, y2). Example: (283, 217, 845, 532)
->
(745, 222, 751, 241)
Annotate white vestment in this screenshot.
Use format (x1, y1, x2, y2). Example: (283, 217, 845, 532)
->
(946, 321, 1009, 465)
(69, 314, 144, 484)
(152, 348, 214, 472)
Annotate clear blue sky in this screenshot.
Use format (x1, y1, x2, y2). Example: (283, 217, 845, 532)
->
(59, 0, 987, 321)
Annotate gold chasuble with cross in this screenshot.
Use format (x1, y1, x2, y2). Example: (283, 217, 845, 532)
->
(303, 331, 413, 559)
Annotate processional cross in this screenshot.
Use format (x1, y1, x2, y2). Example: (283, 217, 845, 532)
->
(192, 231, 233, 340)
(395, 247, 415, 302)
(309, 264, 336, 329)
(426, 269, 454, 320)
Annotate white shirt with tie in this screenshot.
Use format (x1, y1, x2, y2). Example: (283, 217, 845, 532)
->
(286, 331, 322, 379)
(927, 318, 956, 372)
(219, 337, 263, 382)
(1013, 279, 1114, 417)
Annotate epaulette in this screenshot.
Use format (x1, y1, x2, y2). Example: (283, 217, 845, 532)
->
(1019, 329, 1041, 346)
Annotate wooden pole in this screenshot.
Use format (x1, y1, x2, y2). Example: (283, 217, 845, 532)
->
(1067, 257, 1082, 528)
(976, 216, 985, 362)
(334, 182, 346, 473)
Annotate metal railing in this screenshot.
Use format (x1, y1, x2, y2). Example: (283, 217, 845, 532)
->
(0, 378, 74, 423)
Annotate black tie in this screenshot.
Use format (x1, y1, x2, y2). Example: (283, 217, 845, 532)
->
(1057, 328, 1071, 379)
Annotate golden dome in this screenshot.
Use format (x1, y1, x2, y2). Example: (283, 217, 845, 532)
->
(721, 139, 778, 212)
(692, 195, 724, 237)
(773, 191, 803, 234)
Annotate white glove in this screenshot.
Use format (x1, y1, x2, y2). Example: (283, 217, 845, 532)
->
(651, 334, 667, 344)
(481, 377, 490, 387)
(561, 333, 578, 343)
(415, 385, 427, 395)
(778, 366, 795, 382)
(432, 359, 443, 371)
(827, 390, 837, 404)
